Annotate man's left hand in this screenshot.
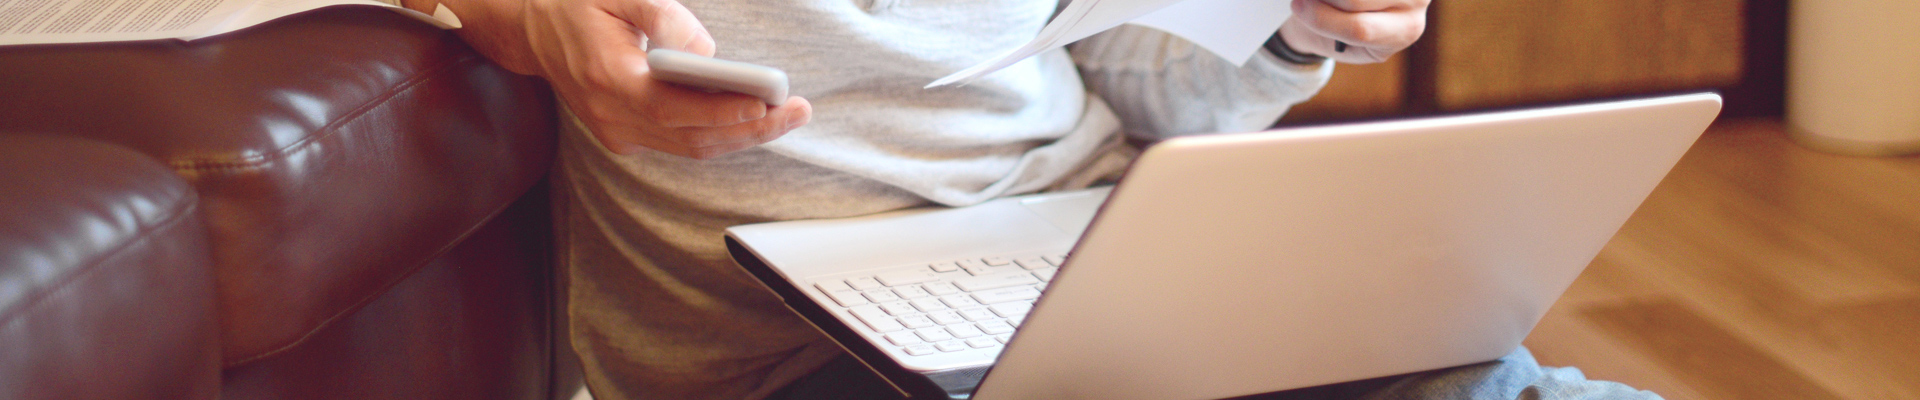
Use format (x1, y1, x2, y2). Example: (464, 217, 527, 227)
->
(1277, 0, 1430, 64)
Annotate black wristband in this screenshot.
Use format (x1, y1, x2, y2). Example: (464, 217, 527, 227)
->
(1264, 33, 1328, 65)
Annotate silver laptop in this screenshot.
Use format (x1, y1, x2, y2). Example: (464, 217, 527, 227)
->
(725, 93, 1723, 399)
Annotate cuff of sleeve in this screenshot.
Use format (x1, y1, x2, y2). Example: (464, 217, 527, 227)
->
(1264, 33, 1328, 66)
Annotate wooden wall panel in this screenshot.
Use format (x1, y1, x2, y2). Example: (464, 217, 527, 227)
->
(1278, 56, 1406, 124)
(1428, 0, 1745, 111)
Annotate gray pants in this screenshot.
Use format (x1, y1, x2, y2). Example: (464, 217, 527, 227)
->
(771, 346, 1658, 400)
(767, 346, 1662, 400)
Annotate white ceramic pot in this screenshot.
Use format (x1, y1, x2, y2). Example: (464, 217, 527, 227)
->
(1787, 0, 1920, 156)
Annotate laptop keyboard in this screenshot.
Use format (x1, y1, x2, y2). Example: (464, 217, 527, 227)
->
(812, 254, 1065, 358)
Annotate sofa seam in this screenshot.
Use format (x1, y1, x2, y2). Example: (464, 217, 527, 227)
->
(0, 194, 204, 328)
(166, 52, 480, 173)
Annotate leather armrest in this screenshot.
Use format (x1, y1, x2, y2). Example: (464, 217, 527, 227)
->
(0, 134, 220, 400)
(0, 7, 558, 365)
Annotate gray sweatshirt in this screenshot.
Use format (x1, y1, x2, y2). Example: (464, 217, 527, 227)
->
(688, 0, 1331, 206)
(543, 1, 1335, 399)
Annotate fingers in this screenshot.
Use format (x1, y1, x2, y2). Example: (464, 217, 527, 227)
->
(1293, 0, 1425, 47)
(609, 0, 715, 55)
(1282, 0, 1427, 64)
(1316, 0, 1426, 13)
(587, 96, 813, 159)
(1279, 17, 1387, 64)
(618, 75, 773, 128)
(530, 0, 803, 159)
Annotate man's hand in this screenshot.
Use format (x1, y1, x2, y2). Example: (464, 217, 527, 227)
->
(1277, 0, 1430, 64)
(426, 0, 811, 159)
(520, 0, 811, 159)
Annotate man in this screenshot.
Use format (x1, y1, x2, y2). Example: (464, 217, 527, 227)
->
(385, 0, 1660, 398)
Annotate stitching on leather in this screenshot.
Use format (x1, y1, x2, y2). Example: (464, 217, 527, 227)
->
(200, 52, 502, 366)
(0, 193, 204, 327)
(216, 53, 480, 366)
(166, 52, 479, 173)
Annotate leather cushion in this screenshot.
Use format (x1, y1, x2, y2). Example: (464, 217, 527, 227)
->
(221, 190, 555, 400)
(0, 134, 221, 399)
(0, 7, 557, 365)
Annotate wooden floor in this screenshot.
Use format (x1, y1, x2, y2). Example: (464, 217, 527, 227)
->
(1522, 118, 1920, 400)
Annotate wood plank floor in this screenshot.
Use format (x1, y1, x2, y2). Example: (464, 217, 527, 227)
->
(1522, 117, 1920, 400)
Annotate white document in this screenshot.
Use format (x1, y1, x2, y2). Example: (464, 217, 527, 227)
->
(1125, 0, 1288, 65)
(0, 0, 458, 46)
(926, 0, 1288, 88)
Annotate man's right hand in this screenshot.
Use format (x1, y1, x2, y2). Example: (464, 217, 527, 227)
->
(466, 0, 812, 159)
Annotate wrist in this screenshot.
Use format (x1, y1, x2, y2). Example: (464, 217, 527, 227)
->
(1264, 32, 1327, 65)
(430, 0, 542, 76)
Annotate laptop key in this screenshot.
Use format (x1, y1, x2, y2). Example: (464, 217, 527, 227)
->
(916, 328, 955, 342)
(977, 320, 1015, 335)
(863, 289, 902, 303)
(885, 332, 923, 346)
(1015, 257, 1050, 270)
(958, 258, 987, 268)
(939, 295, 981, 308)
(1043, 255, 1066, 266)
(972, 286, 1040, 304)
(994, 334, 1013, 344)
(847, 276, 884, 290)
(982, 256, 1013, 266)
(816, 281, 853, 292)
(935, 341, 967, 352)
(928, 311, 965, 325)
(903, 345, 936, 356)
(923, 282, 961, 296)
(965, 337, 998, 348)
(822, 288, 869, 307)
(961, 265, 992, 276)
(850, 306, 905, 332)
(929, 262, 961, 273)
(879, 301, 915, 315)
(958, 307, 994, 321)
(1031, 267, 1057, 282)
(875, 268, 939, 286)
(953, 273, 1040, 292)
(909, 298, 948, 312)
(988, 302, 1032, 318)
(892, 285, 931, 299)
(947, 324, 985, 338)
(899, 314, 935, 329)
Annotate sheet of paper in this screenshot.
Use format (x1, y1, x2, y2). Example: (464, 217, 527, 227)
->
(195, 0, 456, 39)
(0, 0, 456, 46)
(1124, 0, 1287, 66)
(0, 0, 256, 45)
(926, 0, 1289, 88)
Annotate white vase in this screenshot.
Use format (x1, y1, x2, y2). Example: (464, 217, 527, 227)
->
(1787, 0, 1920, 156)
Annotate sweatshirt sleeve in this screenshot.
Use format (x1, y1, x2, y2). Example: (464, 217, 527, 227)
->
(1067, 24, 1334, 139)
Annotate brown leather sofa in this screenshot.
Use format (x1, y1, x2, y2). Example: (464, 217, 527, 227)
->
(0, 7, 575, 399)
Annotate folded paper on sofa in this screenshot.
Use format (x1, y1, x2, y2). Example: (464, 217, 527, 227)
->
(0, 0, 459, 46)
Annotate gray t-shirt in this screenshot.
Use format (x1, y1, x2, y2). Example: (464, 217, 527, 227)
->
(548, 1, 1335, 399)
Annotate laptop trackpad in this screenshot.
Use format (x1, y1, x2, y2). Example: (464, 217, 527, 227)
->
(1017, 187, 1112, 235)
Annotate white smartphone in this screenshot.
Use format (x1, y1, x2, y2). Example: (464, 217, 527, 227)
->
(646, 49, 790, 106)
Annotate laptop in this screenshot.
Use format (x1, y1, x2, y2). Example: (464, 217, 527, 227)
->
(725, 93, 1723, 399)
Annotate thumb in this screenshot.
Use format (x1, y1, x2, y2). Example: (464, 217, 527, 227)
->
(609, 0, 716, 56)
